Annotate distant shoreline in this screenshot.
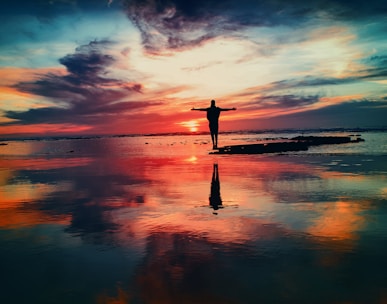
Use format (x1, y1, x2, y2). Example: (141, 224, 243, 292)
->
(1, 127, 386, 142)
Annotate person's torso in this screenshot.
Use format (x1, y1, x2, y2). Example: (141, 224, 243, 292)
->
(207, 107, 221, 122)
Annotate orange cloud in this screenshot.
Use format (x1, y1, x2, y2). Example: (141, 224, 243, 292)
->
(0, 67, 63, 86)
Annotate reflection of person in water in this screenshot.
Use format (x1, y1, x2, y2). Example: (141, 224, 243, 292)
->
(209, 163, 222, 214)
(191, 99, 236, 149)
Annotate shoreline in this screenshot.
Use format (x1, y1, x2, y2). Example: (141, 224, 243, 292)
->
(1, 127, 385, 143)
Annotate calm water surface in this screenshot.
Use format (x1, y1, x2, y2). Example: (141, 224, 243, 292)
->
(1, 131, 387, 303)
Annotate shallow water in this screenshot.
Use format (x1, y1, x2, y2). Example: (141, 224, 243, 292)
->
(1, 131, 387, 303)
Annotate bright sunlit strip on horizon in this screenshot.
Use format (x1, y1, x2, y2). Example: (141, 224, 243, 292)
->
(177, 120, 200, 132)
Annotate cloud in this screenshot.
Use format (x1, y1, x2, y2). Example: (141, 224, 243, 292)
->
(242, 94, 321, 111)
(123, 0, 225, 53)
(366, 55, 387, 66)
(3, 40, 159, 128)
(258, 99, 387, 129)
(265, 77, 355, 92)
(358, 55, 387, 80)
(275, 54, 387, 86)
(123, 0, 307, 52)
(122, 0, 387, 52)
(59, 40, 116, 83)
(238, 54, 387, 95)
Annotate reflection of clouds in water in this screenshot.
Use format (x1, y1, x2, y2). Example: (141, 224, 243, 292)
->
(0, 205, 70, 229)
(0, 156, 151, 244)
(1, 143, 385, 251)
(2, 141, 387, 304)
(1, 182, 58, 207)
(307, 201, 366, 241)
(247, 156, 387, 205)
(2, 151, 382, 246)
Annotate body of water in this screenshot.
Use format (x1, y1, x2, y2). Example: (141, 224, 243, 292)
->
(1, 130, 387, 303)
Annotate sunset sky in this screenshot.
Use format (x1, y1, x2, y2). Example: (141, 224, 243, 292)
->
(1, 0, 387, 137)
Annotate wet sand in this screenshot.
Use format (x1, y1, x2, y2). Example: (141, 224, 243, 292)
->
(1, 134, 387, 303)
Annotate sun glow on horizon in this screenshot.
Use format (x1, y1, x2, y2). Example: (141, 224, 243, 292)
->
(177, 120, 200, 132)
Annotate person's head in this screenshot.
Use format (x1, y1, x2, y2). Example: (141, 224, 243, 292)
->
(211, 99, 216, 107)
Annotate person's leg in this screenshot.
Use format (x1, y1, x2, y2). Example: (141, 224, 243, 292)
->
(211, 132, 216, 149)
(214, 124, 219, 148)
(210, 124, 216, 149)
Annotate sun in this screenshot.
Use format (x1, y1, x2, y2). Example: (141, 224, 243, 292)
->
(178, 120, 200, 133)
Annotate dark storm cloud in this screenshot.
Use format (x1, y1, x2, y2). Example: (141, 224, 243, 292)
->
(3, 40, 156, 126)
(122, 0, 387, 52)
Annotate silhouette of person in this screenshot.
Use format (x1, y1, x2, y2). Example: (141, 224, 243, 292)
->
(191, 99, 236, 149)
(209, 163, 222, 214)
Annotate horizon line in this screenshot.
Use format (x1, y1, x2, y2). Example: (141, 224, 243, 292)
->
(1, 126, 387, 142)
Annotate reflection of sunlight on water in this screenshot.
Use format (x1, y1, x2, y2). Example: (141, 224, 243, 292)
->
(186, 155, 198, 163)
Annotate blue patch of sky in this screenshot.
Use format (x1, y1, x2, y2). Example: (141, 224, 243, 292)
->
(0, 10, 134, 68)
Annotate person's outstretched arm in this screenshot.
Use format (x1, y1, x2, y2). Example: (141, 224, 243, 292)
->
(191, 107, 208, 111)
(219, 107, 237, 111)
